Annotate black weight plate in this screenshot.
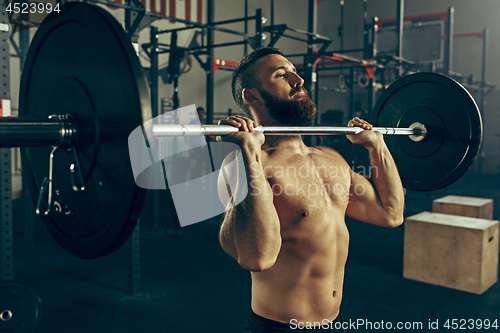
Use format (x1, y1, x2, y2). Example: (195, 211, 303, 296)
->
(370, 72, 482, 191)
(19, 3, 152, 258)
(0, 282, 42, 333)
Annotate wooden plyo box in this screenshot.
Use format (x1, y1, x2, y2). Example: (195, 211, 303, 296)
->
(433, 195, 493, 219)
(404, 212, 499, 294)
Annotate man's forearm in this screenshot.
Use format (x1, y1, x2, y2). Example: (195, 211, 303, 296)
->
(366, 140, 405, 226)
(220, 143, 281, 271)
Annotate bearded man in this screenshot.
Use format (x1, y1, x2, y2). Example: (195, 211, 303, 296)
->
(217, 47, 405, 333)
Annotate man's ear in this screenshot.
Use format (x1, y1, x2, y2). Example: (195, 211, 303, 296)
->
(242, 88, 262, 107)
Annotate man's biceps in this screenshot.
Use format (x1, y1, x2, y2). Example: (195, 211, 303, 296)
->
(350, 176, 381, 205)
(350, 172, 371, 191)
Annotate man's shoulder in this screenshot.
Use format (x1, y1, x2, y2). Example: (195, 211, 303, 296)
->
(314, 145, 350, 165)
(315, 145, 342, 156)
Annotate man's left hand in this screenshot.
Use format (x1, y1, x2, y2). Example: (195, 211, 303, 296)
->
(346, 117, 383, 148)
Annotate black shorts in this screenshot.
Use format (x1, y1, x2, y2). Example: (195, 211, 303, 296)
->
(245, 311, 345, 333)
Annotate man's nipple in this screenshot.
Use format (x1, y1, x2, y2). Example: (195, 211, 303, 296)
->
(300, 209, 310, 217)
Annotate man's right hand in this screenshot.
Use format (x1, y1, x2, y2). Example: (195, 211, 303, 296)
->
(216, 115, 265, 148)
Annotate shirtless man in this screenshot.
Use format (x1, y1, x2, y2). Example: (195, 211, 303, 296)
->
(217, 47, 405, 332)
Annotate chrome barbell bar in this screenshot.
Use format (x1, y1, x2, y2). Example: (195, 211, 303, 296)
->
(151, 122, 427, 141)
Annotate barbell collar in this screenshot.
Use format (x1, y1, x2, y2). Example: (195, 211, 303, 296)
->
(408, 122, 428, 142)
(152, 124, 417, 136)
(0, 115, 78, 148)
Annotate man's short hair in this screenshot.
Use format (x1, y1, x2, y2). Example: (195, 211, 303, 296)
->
(231, 47, 284, 117)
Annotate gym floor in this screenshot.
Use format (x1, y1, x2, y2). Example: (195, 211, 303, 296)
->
(11, 170, 500, 333)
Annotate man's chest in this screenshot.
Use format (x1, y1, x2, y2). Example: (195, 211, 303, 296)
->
(261, 150, 351, 222)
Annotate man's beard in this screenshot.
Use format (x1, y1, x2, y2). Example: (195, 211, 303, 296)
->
(258, 87, 317, 126)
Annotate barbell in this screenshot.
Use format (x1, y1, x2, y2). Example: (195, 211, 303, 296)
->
(152, 123, 424, 138)
(5, 3, 482, 259)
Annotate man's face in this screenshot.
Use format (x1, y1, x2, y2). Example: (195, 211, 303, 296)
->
(254, 54, 316, 126)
